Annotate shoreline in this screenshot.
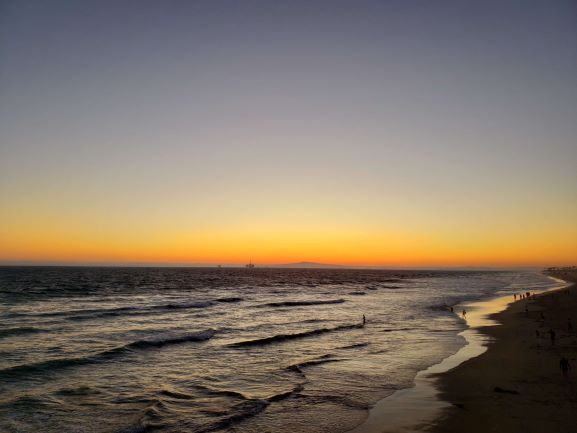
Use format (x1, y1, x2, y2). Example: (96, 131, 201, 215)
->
(346, 273, 571, 433)
(429, 270, 577, 432)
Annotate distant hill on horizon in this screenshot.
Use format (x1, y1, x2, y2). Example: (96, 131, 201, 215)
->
(273, 261, 344, 269)
(268, 263, 546, 272)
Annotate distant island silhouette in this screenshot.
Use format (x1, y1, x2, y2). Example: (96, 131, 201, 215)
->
(274, 261, 344, 269)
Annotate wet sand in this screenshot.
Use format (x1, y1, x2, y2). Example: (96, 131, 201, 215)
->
(346, 276, 566, 433)
(430, 270, 577, 433)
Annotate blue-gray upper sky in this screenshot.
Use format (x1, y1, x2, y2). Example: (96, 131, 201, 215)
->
(1, 0, 576, 265)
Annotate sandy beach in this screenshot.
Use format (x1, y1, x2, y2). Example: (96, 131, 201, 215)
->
(430, 269, 577, 433)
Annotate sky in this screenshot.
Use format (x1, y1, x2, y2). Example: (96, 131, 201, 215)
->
(1, 0, 576, 267)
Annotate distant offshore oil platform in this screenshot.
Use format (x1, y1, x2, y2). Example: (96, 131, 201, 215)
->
(245, 259, 255, 269)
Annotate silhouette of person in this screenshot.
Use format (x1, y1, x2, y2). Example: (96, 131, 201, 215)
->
(450, 306, 454, 313)
(462, 309, 467, 318)
(362, 314, 366, 326)
(560, 357, 571, 377)
(514, 294, 517, 301)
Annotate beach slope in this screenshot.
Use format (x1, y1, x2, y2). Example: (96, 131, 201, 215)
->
(430, 269, 577, 433)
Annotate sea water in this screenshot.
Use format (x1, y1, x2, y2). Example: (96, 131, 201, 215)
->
(0, 267, 557, 433)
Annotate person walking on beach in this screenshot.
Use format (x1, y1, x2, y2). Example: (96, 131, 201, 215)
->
(560, 356, 571, 377)
(362, 314, 366, 327)
(514, 294, 517, 301)
(462, 309, 467, 318)
(549, 329, 556, 346)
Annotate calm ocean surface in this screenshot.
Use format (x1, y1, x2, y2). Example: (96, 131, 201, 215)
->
(0, 267, 557, 433)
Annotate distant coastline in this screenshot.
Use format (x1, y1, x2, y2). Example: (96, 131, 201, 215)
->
(0, 260, 549, 272)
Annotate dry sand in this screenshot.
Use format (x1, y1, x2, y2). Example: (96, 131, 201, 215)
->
(430, 270, 577, 433)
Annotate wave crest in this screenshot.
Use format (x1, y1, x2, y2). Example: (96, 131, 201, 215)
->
(229, 324, 362, 348)
(0, 329, 214, 379)
(259, 299, 345, 308)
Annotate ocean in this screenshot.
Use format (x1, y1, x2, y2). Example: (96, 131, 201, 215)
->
(0, 267, 558, 433)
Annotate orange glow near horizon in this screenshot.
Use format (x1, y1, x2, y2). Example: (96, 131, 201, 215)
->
(2, 175, 576, 267)
(2, 208, 576, 267)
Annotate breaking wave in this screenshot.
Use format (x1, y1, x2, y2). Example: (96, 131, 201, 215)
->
(258, 299, 345, 308)
(229, 324, 363, 347)
(0, 330, 215, 379)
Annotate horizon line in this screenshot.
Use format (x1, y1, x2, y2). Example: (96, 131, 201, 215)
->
(0, 260, 556, 271)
